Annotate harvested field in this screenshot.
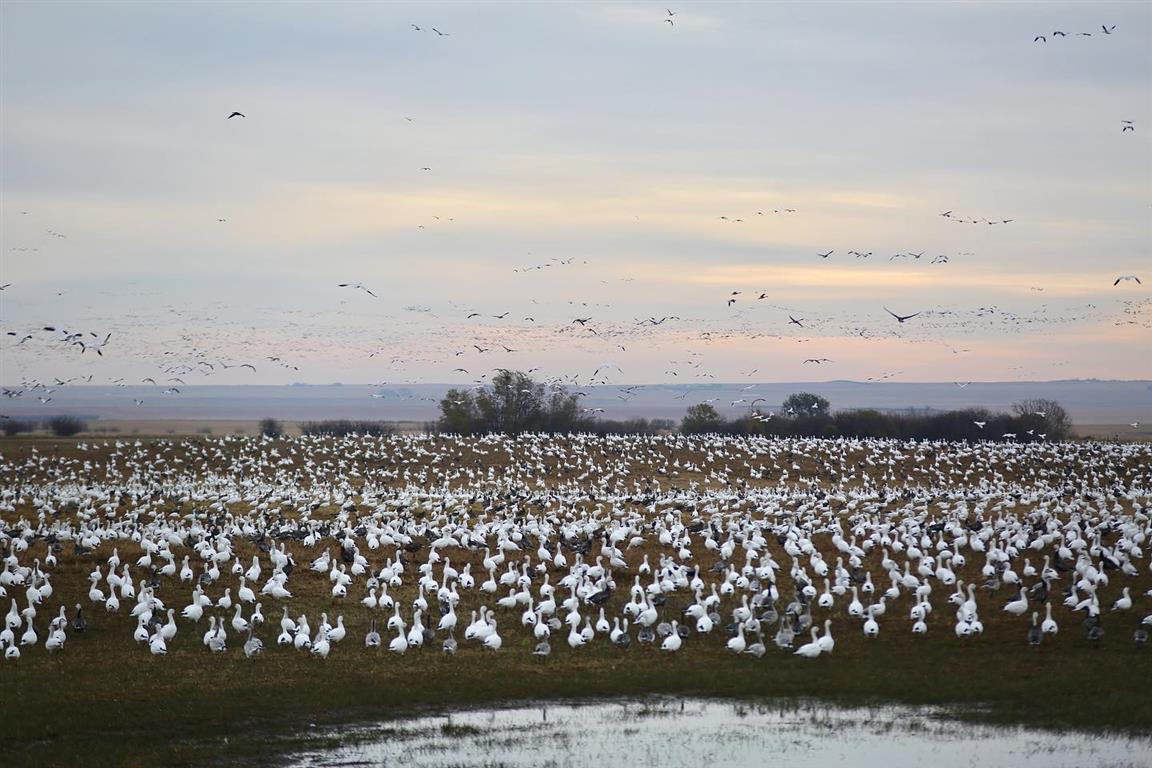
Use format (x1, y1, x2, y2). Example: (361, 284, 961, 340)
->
(1, 434, 1150, 767)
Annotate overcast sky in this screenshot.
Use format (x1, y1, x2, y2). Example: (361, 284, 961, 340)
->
(1, 1, 1149, 389)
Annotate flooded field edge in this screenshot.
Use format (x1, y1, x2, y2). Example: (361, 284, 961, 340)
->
(198, 695, 1152, 768)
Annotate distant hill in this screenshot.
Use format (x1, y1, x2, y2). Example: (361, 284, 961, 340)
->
(2, 380, 1149, 425)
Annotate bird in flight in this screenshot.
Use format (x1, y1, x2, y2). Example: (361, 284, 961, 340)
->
(818, 250, 834, 259)
(572, 317, 592, 326)
(338, 283, 377, 298)
(788, 316, 805, 327)
(973, 421, 987, 429)
(1102, 24, 1115, 35)
(1113, 275, 1141, 286)
(803, 358, 833, 364)
(227, 112, 245, 119)
(1121, 121, 1134, 132)
(1034, 35, 1046, 43)
(884, 307, 920, 323)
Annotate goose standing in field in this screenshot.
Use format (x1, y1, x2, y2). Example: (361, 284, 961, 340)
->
(1087, 619, 1105, 642)
(389, 625, 408, 654)
(483, 617, 503, 650)
(661, 621, 682, 651)
(243, 626, 263, 658)
(774, 617, 794, 649)
(726, 624, 746, 653)
(794, 627, 822, 658)
(160, 609, 178, 642)
(293, 616, 311, 651)
(1003, 589, 1028, 616)
(311, 627, 331, 658)
(231, 605, 249, 633)
(20, 610, 38, 646)
(208, 622, 227, 653)
(71, 604, 87, 633)
(148, 628, 167, 656)
(817, 620, 834, 653)
(45, 620, 66, 652)
(1041, 603, 1058, 635)
(365, 619, 381, 648)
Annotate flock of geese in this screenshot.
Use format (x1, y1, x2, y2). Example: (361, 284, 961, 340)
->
(1, 433, 1149, 663)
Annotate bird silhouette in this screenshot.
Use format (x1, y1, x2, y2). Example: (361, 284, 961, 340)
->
(884, 307, 921, 323)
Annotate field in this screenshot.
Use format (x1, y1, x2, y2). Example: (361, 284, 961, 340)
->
(1, 433, 1150, 767)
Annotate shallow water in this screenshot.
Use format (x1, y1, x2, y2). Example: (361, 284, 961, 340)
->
(284, 698, 1152, 768)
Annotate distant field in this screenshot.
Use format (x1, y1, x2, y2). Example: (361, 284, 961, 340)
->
(2, 381, 1149, 426)
(1075, 424, 1152, 441)
(5, 419, 430, 437)
(2, 418, 1149, 441)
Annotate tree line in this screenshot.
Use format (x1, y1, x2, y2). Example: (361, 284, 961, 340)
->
(436, 372, 1074, 442)
(680, 395, 1071, 442)
(2, 416, 87, 437)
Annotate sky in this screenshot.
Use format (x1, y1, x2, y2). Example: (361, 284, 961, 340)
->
(1, 1, 1150, 392)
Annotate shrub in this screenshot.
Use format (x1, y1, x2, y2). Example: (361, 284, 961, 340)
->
(46, 416, 86, 437)
(1, 419, 36, 437)
(259, 418, 284, 438)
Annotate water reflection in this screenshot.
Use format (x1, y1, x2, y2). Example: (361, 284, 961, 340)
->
(286, 698, 1150, 768)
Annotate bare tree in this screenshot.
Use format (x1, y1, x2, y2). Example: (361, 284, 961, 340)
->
(1012, 399, 1072, 439)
